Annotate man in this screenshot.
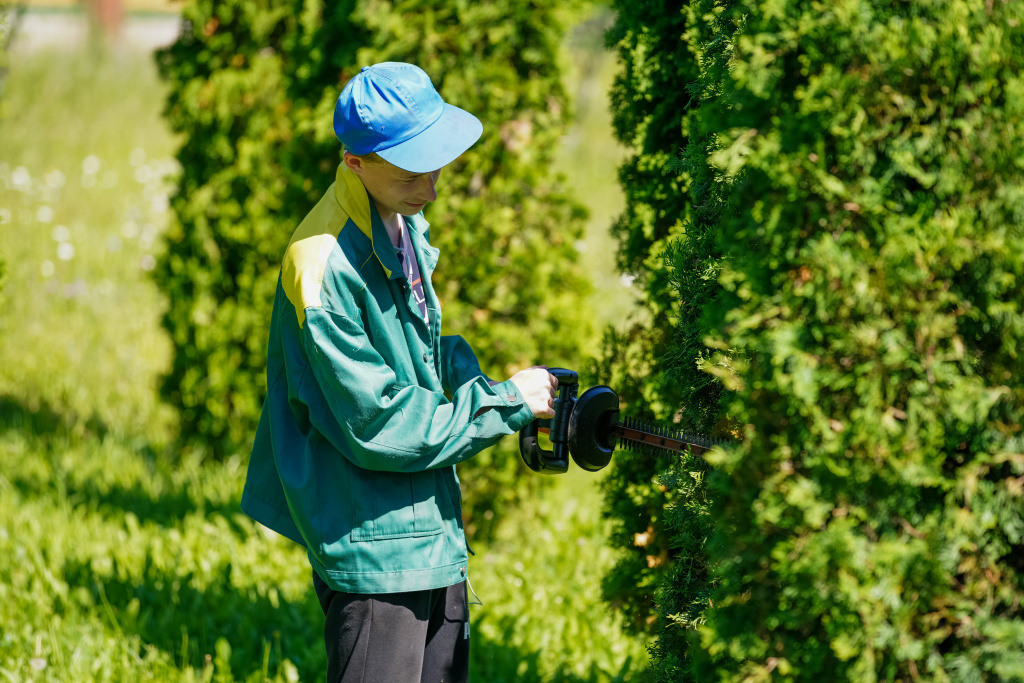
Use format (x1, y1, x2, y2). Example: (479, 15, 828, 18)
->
(241, 62, 557, 682)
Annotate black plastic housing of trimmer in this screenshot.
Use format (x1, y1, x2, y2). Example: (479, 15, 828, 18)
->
(517, 368, 621, 474)
(517, 368, 579, 474)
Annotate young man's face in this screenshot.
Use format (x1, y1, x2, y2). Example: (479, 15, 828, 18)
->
(344, 152, 441, 218)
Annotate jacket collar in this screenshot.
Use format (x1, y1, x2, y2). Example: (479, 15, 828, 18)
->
(334, 164, 373, 237)
(406, 213, 439, 275)
(333, 163, 439, 279)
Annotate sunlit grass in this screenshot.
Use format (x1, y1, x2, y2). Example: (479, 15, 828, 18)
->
(0, 50, 178, 440)
(470, 469, 649, 681)
(0, 409, 322, 682)
(0, 405, 648, 682)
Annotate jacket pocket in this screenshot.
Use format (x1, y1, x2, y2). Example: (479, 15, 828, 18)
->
(351, 469, 444, 542)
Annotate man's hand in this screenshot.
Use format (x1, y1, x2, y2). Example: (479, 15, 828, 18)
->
(508, 366, 558, 419)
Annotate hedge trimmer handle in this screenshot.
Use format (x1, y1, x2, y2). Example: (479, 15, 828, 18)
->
(518, 368, 579, 475)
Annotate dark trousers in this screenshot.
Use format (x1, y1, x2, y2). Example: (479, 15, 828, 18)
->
(312, 571, 470, 683)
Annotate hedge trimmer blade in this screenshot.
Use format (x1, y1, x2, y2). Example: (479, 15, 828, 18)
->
(611, 416, 722, 458)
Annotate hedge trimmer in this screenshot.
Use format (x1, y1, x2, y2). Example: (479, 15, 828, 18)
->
(518, 368, 725, 474)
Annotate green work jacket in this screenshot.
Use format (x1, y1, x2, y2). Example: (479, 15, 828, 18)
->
(241, 164, 536, 594)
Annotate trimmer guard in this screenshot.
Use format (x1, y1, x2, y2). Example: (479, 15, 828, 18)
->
(568, 385, 619, 472)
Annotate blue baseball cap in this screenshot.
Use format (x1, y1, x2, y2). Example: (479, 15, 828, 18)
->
(333, 62, 483, 174)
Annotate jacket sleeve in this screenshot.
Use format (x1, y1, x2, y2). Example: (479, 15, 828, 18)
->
(439, 334, 490, 394)
(299, 305, 535, 473)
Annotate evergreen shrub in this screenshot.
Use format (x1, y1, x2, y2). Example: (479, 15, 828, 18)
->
(155, 0, 590, 535)
(643, 2, 739, 679)
(597, 0, 727, 646)
(685, 0, 1024, 679)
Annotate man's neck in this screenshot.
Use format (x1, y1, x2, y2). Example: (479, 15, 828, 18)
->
(373, 201, 404, 247)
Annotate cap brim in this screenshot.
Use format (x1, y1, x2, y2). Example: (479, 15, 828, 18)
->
(376, 103, 483, 174)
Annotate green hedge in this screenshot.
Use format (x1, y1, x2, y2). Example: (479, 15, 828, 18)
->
(686, 0, 1024, 679)
(643, 2, 738, 679)
(597, 0, 727, 647)
(155, 0, 591, 536)
(604, 0, 1024, 680)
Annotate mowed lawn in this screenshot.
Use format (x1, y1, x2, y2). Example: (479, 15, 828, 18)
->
(0, 25, 648, 683)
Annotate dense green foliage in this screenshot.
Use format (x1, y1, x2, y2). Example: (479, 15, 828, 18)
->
(595, 0, 697, 637)
(682, 0, 1024, 680)
(155, 0, 592, 534)
(597, 0, 728, 657)
(604, 0, 1024, 680)
(644, 2, 739, 679)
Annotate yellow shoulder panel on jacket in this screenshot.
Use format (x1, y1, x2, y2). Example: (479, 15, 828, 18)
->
(282, 183, 348, 328)
(335, 164, 372, 239)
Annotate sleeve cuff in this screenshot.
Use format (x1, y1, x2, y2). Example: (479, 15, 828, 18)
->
(488, 379, 536, 433)
(490, 379, 524, 406)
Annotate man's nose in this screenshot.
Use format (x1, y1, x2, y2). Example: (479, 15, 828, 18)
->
(419, 172, 438, 202)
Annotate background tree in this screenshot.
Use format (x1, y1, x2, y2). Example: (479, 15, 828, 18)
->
(685, 0, 1024, 679)
(155, 0, 590, 534)
(83, 0, 123, 40)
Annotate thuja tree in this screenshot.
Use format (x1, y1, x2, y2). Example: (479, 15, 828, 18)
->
(643, 2, 739, 679)
(596, 0, 727, 642)
(685, 0, 1024, 679)
(155, 0, 590, 534)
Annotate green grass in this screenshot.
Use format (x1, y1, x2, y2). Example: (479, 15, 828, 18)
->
(0, 407, 318, 682)
(0, 405, 646, 682)
(0, 50, 178, 442)
(469, 468, 646, 681)
(0, 401, 650, 681)
(0, 34, 648, 683)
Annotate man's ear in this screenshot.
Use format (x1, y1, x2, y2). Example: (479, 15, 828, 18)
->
(343, 152, 364, 176)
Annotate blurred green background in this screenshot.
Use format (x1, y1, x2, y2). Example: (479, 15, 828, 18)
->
(0, 2, 645, 681)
